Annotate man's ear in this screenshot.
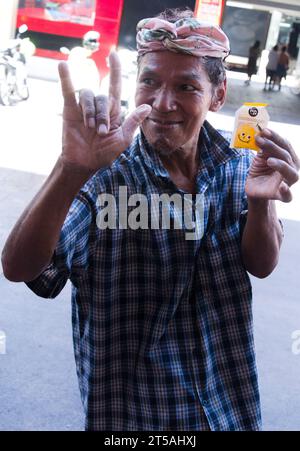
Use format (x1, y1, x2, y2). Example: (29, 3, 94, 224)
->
(210, 79, 227, 112)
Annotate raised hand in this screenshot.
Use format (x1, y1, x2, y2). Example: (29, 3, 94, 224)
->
(58, 51, 151, 177)
(245, 129, 300, 202)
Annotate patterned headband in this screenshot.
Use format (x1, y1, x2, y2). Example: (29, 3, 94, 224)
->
(136, 17, 230, 60)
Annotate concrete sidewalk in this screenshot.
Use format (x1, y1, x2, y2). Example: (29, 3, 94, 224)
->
(0, 73, 300, 431)
(0, 276, 84, 431)
(0, 168, 84, 431)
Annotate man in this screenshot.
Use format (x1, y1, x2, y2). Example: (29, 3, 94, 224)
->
(2, 9, 299, 431)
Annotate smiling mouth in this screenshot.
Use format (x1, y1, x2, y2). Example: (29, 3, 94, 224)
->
(148, 118, 183, 127)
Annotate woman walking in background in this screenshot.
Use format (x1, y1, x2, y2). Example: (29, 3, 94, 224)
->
(245, 40, 261, 86)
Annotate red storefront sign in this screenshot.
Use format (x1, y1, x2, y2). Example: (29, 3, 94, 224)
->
(17, 0, 124, 77)
(195, 0, 226, 25)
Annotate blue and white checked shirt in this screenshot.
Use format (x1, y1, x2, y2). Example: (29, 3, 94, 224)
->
(26, 121, 262, 431)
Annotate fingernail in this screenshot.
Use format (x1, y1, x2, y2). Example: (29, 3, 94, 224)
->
(88, 118, 95, 128)
(263, 128, 272, 137)
(138, 105, 151, 113)
(256, 136, 265, 144)
(98, 124, 108, 134)
(267, 157, 277, 165)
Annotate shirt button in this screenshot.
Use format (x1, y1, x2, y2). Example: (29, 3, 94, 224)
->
(202, 398, 209, 407)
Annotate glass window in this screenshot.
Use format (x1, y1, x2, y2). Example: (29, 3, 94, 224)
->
(18, 0, 96, 26)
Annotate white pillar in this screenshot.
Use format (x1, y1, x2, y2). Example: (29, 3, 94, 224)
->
(258, 10, 282, 76)
(0, 0, 19, 48)
(266, 10, 282, 51)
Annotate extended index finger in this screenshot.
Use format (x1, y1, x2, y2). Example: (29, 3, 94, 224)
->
(108, 51, 122, 107)
(58, 61, 77, 107)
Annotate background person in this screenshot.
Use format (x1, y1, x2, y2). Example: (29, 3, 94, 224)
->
(245, 40, 261, 86)
(264, 44, 279, 91)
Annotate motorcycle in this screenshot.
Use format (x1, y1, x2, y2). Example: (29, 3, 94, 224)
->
(0, 25, 36, 106)
(60, 45, 101, 95)
(60, 30, 101, 96)
(60, 38, 137, 122)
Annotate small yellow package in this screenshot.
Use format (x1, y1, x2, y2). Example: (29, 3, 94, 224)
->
(230, 103, 269, 151)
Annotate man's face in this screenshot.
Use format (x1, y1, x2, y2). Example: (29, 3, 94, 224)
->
(135, 51, 225, 155)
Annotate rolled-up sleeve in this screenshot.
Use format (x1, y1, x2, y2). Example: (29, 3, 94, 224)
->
(25, 182, 96, 299)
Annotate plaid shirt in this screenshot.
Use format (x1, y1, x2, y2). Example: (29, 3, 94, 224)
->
(26, 121, 262, 431)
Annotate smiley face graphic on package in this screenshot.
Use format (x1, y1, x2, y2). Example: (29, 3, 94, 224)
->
(231, 103, 269, 151)
(234, 124, 256, 148)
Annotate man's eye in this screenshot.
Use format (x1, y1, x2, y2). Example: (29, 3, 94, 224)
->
(181, 84, 197, 91)
(142, 78, 155, 86)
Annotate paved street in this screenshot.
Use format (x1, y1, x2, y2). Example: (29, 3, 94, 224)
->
(0, 69, 299, 430)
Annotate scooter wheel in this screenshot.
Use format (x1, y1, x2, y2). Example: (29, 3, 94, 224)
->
(0, 82, 12, 106)
(17, 83, 29, 101)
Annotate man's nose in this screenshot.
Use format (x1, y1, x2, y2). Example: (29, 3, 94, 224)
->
(152, 88, 177, 112)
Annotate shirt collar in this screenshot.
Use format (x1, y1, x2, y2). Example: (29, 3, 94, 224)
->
(137, 132, 170, 179)
(137, 121, 238, 192)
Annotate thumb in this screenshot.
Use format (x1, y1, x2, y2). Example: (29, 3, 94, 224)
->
(279, 181, 293, 203)
(122, 104, 152, 144)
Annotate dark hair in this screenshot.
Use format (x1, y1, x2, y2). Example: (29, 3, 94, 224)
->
(253, 40, 260, 49)
(273, 45, 279, 51)
(282, 46, 287, 52)
(137, 7, 227, 87)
